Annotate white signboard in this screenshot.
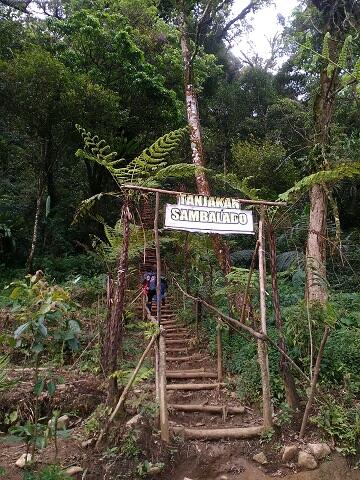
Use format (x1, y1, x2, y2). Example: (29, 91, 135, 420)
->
(164, 194, 254, 235)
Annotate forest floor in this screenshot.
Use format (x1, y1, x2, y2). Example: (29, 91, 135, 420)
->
(1, 290, 359, 479)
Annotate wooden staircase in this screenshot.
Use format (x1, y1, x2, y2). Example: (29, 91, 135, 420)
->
(150, 300, 264, 440)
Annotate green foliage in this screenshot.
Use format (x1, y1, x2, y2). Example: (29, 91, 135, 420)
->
(111, 366, 154, 387)
(121, 431, 141, 458)
(136, 461, 164, 477)
(279, 162, 360, 201)
(75, 125, 189, 188)
(6, 274, 81, 356)
(84, 404, 111, 436)
(312, 396, 360, 455)
(232, 139, 297, 199)
(22, 465, 71, 480)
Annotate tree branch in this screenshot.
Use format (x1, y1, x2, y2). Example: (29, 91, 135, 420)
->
(0, 0, 31, 13)
(217, 0, 261, 40)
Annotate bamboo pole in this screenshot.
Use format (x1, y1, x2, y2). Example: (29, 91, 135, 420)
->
(95, 334, 157, 449)
(257, 206, 273, 429)
(159, 329, 169, 442)
(217, 320, 223, 382)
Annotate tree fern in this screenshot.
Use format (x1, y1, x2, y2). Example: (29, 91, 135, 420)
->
(73, 191, 120, 224)
(75, 125, 189, 187)
(279, 162, 360, 202)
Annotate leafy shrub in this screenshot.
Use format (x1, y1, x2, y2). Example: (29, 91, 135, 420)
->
(23, 465, 71, 480)
(121, 431, 141, 458)
(312, 397, 360, 455)
(322, 328, 360, 391)
(36, 254, 103, 283)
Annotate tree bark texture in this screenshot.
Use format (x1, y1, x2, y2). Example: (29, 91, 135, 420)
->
(267, 223, 299, 409)
(180, 13, 231, 277)
(306, 55, 337, 304)
(306, 184, 328, 304)
(101, 202, 131, 401)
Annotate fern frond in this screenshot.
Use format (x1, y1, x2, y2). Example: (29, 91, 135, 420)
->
(279, 162, 360, 202)
(213, 173, 260, 201)
(154, 163, 204, 180)
(76, 125, 189, 188)
(72, 192, 120, 224)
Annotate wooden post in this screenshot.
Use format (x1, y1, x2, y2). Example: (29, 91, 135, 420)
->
(154, 192, 162, 326)
(257, 206, 273, 429)
(267, 222, 299, 409)
(217, 319, 223, 382)
(159, 328, 169, 442)
(154, 192, 161, 402)
(195, 300, 200, 340)
(154, 192, 169, 441)
(95, 333, 157, 449)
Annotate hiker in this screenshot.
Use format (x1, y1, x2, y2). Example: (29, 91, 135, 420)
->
(143, 269, 168, 314)
(160, 276, 168, 306)
(143, 268, 157, 313)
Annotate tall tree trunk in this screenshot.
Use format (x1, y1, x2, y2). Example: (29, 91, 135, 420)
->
(302, 32, 338, 435)
(180, 13, 231, 277)
(306, 184, 328, 303)
(306, 67, 337, 304)
(267, 223, 299, 409)
(27, 177, 43, 273)
(101, 201, 131, 403)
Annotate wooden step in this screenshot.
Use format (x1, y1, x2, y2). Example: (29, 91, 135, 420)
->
(166, 355, 202, 362)
(166, 368, 206, 374)
(166, 347, 188, 353)
(172, 425, 263, 439)
(165, 328, 188, 332)
(166, 371, 217, 379)
(168, 404, 246, 414)
(166, 333, 190, 338)
(167, 382, 225, 391)
(166, 339, 188, 344)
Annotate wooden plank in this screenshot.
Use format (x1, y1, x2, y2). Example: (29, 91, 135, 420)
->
(172, 425, 264, 439)
(166, 372, 217, 379)
(168, 404, 246, 414)
(167, 383, 225, 391)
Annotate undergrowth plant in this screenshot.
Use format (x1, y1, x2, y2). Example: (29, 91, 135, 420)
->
(5, 272, 80, 457)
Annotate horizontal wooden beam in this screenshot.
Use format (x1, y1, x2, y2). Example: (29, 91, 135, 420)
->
(168, 404, 245, 414)
(172, 425, 264, 439)
(122, 184, 287, 207)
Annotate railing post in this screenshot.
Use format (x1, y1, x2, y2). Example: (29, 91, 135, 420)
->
(217, 319, 223, 382)
(159, 327, 169, 442)
(257, 206, 273, 429)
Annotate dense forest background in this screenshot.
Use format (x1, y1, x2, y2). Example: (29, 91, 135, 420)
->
(1, 0, 360, 473)
(1, 0, 359, 277)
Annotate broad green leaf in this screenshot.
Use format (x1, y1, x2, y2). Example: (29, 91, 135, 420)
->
(33, 378, 45, 396)
(14, 322, 29, 339)
(68, 320, 81, 334)
(47, 380, 56, 396)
